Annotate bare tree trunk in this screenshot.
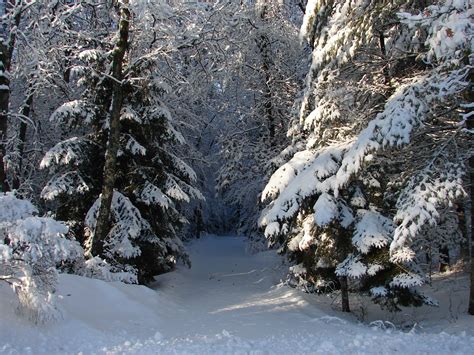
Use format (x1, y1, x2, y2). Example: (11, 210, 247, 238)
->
(0, 45, 9, 192)
(256, 4, 275, 146)
(0, 2, 24, 192)
(439, 246, 450, 273)
(468, 149, 473, 315)
(11, 91, 33, 190)
(466, 68, 474, 315)
(457, 200, 470, 261)
(340, 276, 350, 312)
(89, 1, 130, 257)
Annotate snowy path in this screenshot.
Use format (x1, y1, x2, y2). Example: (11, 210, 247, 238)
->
(1, 235, 473, 354)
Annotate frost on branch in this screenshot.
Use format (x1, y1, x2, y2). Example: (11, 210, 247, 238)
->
(0, 194, 83, 323)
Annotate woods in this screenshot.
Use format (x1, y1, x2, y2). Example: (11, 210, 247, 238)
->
(0, 0, 472, 331)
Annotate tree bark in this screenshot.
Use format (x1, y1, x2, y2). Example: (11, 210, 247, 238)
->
(466, 67, 474, 315)
(0, 1, 24, 192)
(339, 276, 350, 312)
(256, 3, 275, 146)
(89, 1, 130, 257)
(0, 45, 9, 192)
(11, 91, 33, 190)
(439, 246, 450, 273)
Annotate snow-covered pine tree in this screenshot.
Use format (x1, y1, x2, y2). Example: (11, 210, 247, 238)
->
(260, 0, 472, 312)
(41, 1, 201, 283)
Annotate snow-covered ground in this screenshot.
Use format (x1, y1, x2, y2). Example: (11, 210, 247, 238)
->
(1, 235, 473, 354)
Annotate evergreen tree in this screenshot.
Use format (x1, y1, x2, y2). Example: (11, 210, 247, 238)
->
(41, 1, 201, 283)
(260, 0, 472, 311)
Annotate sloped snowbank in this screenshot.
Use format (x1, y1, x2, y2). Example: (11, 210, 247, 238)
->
(0, 274, 164, 353)
(0, 235, 473, 354)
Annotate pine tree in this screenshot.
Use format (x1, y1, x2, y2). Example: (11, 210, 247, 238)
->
(260, 0, 472, 311)
(41, 1, 201, 283)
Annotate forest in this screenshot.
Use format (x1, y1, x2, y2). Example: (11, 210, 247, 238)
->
(0, 0, 473, 353)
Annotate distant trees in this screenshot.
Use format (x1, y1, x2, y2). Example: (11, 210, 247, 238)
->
(260, 0, 473, 312)
(215, 0, 304, 239)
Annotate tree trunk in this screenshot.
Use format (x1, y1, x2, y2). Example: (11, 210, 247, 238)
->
(0, 2, 24, 192)
(457, 200, 470, 261)
(468, 147, 473, 315)
(439, 246, 450, 273)
(0, 46, 9, 192)
(256, 4, 275, 146)
(89, 1, 130, 257)
(466, 67, 474, 315)
(340, 276, 350, 312)
(11, 91, 33, 190)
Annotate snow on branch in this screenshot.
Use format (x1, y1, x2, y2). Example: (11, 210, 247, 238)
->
(41, 171, 90, 201)
(40, 137, 95, 169)
(333, 68, 469, 194)
(390, 161, 465, 263)
(398, 0, 474, 63)
(259, 142, 348, 229)
(0, 194, 83, 323)
(85, 191, 149, 261)
(137, 182, 172, 208)
(49, 100, 97, 127)
(353, 210, 393, 255)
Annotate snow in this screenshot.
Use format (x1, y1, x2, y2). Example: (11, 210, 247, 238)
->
(0, 193, 37, 222)
(41, 171, 90, 200)
(137, 182, 172, 208)
(353, 211, 393, 254)
(313, 193, 337, 227)
(0, 235, 473, 354)
(40, 137, 92, 169)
